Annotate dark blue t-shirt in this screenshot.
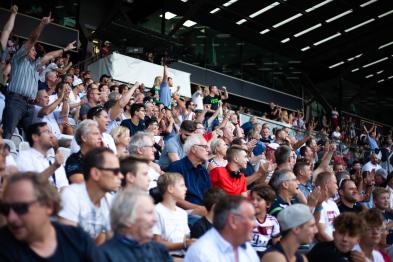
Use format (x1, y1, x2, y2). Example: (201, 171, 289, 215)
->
(120, 119, 145, 136)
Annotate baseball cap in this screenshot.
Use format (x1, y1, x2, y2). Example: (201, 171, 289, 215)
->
(277, 204, 314, 231)
(72, 78, 83, 87)
(376, 168, 388, 180)
(266, 143, 280, 151)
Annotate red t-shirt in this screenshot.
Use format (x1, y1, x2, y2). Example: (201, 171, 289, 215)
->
(209, 166, 247, 195)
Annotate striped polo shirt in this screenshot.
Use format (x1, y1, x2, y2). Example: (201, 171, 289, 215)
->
(8, 45, 41, 99)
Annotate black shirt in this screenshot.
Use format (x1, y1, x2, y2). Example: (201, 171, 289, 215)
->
(120, 119, 145, 136)
(0, 222, 104, 261)
(65, 151, 84, 183)
(190, 216, 212, 239)
(337, 202, 362, 214)
(203, 95, 221, 118)
(307, 241, 351, 262)
(99, 234, 172, 262)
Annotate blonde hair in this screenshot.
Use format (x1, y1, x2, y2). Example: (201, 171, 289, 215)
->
(157, 172, 184, 194)
(110, 126, 130, 144)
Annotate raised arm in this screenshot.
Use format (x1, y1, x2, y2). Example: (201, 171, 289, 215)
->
(41, 41, 76, 65)
(220, 86, 229, 100)
(162, 64, 168, 84)
(25, 12, 53, 51)
(110, 82, 140, 119)
(1, 5, 18, 50)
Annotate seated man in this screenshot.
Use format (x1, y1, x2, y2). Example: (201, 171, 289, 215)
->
(167, 133, 212, 216)
(185, 196, 259, 262)
(99, 188, 171, 261)
(120, 156, 150, 191)
(59, 147, 123, 245)
(0, 172, 103, 261)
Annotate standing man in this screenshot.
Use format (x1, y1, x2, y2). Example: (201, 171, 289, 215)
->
(3, 12, 76, 138)
(159, 65, 172, 108)
(185, 196, 259, 262)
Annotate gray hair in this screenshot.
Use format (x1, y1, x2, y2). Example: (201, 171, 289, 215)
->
(210, 138, 223, 154)
(110, 188, 152, 233)
(75, 119, 98, 145)
(128, 131, 153, 154)
(45, 70, 56, 81)
(271, 169, 292, 192)
(183, 133, 205, 154)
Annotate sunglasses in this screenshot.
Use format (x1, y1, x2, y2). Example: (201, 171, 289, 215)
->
(0, 200, 37, 216)
(97, 167, 121, 176)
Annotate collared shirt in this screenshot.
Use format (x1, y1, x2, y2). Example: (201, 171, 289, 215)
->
(167, 157, 211, 205)
(185, 228, 259, 262)
(298, 181, 314, 198)
(209, 166, 247, 196)
(8, 46, 41, 99)
(159, 135, 184, 170)
(269, 196, 291, 217)
(16, 147, 69, 190)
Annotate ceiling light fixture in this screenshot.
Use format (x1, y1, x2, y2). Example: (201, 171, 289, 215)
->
(273, 13, 302, 28)
(378, 41, 393, 49)
(306, 0, 333, 13)
(326, 10, 353, 23)
(362, 57, 389, 68)
(360, 0, 378, 8)
(365, 74, 374, 78)
(301, 46, 310, 51)
(378, 9, 393, 18)
(377, 79, 385, 83)
(344, 18, 375, 32)
(183, 20, 197, 27)
(313, 32, 341, 46)
(329, 61, 345, 69)
(210, 8, 220, 14)
(159, 11, 177, 20)
(236, 19, 247, 25)
(249, 2, 280, 18)
(260, 29, 270, 34)
(223, 0, 238, 7)
(281, 38, 290, 43)
(294, 23, 322, 37)
(351, 68, 359, 72)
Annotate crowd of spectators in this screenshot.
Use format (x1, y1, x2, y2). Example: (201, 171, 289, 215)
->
(1, 6, 393, 262)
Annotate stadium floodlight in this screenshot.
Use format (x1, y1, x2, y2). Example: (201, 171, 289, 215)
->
(326, 10, 352, 23)
(306, 0, 333, 13)
(294, 23, 322, 37)
(273, 13, 302, 28)
(249, 2, 280, 18)
(313, 33, 341, 46)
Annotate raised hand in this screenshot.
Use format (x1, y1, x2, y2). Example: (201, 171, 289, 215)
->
(65, 41, 77, 51)
(10, 5, 18, 14)
(41, 12, 54, 25)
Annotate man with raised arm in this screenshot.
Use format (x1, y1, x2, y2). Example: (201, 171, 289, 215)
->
(3, 12, 76, 138)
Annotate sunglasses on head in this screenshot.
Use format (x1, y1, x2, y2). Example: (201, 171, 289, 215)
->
(0, 200, 37, 216)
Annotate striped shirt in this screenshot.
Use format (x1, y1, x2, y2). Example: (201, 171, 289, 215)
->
(8, 46, 41, 99)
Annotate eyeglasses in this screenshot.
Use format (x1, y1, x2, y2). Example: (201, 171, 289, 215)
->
(0, 200, 38, 216)
(143, 145, 155, 149)
(97, 167, 121, 176)
(195, 144, 209, 150)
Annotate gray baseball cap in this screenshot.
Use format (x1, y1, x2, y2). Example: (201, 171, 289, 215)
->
(277, 204, 314, 231)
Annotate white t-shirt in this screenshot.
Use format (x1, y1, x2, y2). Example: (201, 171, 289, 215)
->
(251, 214, 280, 252)
(319, 198, 340, 239)
(192, 91, 203, 110)
(362, 161, 382, 173)
(353, 244, 384, 262)
(153, 202, 190, 256)
(33, 105, 62, 139)
(58, 183, 114, 239)
(16, 148, 69, 190)
(148, 166, 160, 189)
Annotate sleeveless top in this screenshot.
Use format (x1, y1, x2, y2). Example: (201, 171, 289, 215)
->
(264, 243, 304, 262)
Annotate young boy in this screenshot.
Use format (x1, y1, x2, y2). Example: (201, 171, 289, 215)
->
(190, 187, 227, 238)
(153, 172, 194, 257)
(250, 184, 280, 257)
(373, 187, 393, 245)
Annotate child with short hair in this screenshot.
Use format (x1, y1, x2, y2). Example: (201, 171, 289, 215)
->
(190, 187, 227, 238)
(250, 184, 280, 257)
(373, 187, 393, 245)
(153, 172, 194, 257)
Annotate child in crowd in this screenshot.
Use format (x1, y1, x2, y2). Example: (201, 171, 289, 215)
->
(373, 187, 393, 245)
(190, 187, 227, 238)
(250, 184, 280, 257)
(153, 172, 194, 257)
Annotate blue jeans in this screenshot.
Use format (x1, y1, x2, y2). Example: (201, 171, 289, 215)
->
(2, 93, 34, 138)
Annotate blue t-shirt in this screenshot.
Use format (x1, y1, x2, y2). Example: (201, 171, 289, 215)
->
(159, 135, 184, 170)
